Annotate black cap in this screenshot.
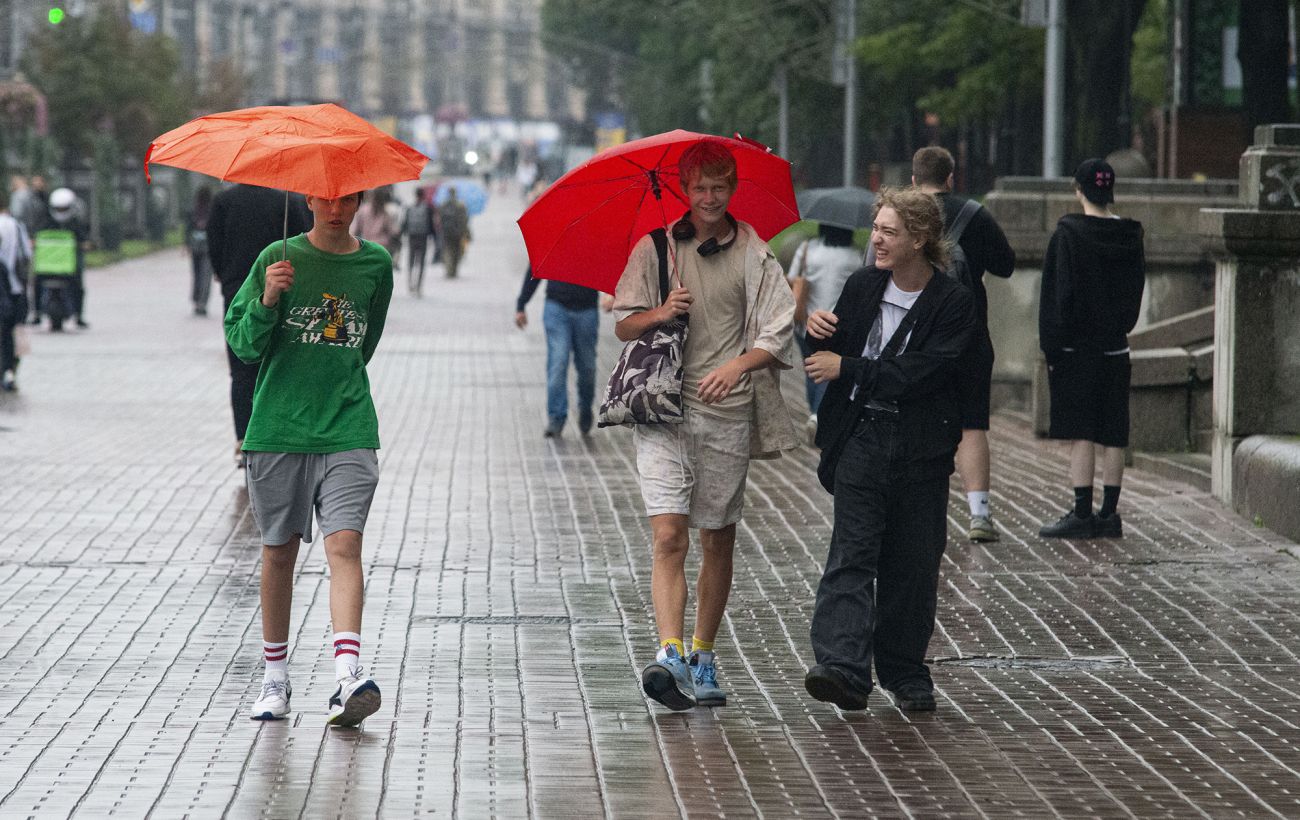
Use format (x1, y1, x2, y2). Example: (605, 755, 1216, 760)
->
(1074, 158, 1116, 205)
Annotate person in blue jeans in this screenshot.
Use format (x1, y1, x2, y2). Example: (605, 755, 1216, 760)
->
(515, 265, 609, 437)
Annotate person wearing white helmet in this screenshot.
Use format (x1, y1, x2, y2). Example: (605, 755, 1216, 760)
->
(42, 187, 91, 329)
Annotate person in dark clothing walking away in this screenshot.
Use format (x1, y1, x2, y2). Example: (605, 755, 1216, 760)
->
(1038, 159, 1145, 539)
(437, 188, 470, 279)
(802, 188, 975, 712)
(515, 265, 610, 437)
(207, 183, 312, 466)
(185, 187, 214, 316)
(402, 188, 435, 296)
(911, 147, 1015, 543)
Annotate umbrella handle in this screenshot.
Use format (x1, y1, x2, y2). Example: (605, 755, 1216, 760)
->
(282, 190, 289, 261)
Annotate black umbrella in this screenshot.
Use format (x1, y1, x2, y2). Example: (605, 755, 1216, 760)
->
(795, 186, 877, 230)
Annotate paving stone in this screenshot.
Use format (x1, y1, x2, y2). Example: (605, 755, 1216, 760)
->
(3, 192, 1300, 818)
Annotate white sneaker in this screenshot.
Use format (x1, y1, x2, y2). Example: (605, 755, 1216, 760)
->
(249, 673, 292, 720)
(327, 667, 381, 727)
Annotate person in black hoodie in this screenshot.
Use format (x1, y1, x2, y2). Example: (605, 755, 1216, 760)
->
(1038, 159, 1146, 539)
(802, 188, 975, 712)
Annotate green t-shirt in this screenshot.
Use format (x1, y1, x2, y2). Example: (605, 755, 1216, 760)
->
(224, 234, 393, 453)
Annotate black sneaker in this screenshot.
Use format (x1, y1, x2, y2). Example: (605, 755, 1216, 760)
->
(1096, 512, 1123, 538)
(1039, 510, 1097, 539)
(804, 665, 870, 710)
(889, 682, 936, 712)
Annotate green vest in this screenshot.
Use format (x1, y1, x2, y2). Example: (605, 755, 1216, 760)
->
(32, 229, 78, 276)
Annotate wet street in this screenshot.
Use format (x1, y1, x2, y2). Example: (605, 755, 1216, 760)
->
(3, 190, 1300, 818)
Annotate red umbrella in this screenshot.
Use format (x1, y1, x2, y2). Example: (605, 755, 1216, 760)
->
(517, 130, 799, 294)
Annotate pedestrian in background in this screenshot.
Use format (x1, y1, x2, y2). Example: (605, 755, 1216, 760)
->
(0, 189, 32, 391)
(803, 188, 975, 713)
(225, 190, 393, 727)
(788, 222, 859, 429)
(515, 264, 609, 437)
(401, 188, 435, 296)
(1038, 159, 1146, 539)
(207, 183, 312, 466)
(352, 186, 401, 259)
(911, 147, 1016, 543)
(437, 187, 470, 279)
(185, 187, 214, 316)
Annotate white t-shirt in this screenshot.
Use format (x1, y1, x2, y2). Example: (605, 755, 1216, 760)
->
(848, 279, 922, 401)
(789, 238, 860, 316)
(862, 279, 922, 360)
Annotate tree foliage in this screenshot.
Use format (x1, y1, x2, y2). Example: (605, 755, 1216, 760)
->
(21, 11, 192, 162)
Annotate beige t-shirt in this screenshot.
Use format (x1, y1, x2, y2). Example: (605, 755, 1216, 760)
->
(678, 238, 751, 420)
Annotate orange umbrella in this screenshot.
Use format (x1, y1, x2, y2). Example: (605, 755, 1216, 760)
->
(145, 103, 427, 198)
(145, 104, 428, 257)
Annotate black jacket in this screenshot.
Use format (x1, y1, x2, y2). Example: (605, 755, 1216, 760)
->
(516, 265, 599, 312)
(937, 193, 1015, 324)
(812, 266, 976, 486)
(1038, 213, 1145, 360)
(207, 185, 312, 300)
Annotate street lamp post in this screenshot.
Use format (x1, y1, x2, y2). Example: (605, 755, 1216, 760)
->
(843, 0, 856, 186)
(1042, 0, 1065, 177)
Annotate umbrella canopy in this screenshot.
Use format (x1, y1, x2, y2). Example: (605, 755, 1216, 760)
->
(796, 186, 877, 230)
(435, 178, 488, 216)
(144, 103, 428, 199)
(517, 130, 799, 294)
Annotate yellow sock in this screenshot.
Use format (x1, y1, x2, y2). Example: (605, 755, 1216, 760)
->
(691, 637, 715, 653)
(660, 638, 685, 658)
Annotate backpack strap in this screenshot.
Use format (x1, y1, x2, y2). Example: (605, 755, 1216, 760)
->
(650, 228, 670, 303)
(947, 199, 981, 243)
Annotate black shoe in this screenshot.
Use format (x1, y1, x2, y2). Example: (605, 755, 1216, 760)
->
(543, 420, 564, 438)
(889, 682, 936, 712)
(75, 318, 89, 329)
(1096, 512, 1123, 538)
(578, 411, 593, 435)
(1039, 510, 1097, 538)
(804, 665, 870, 710)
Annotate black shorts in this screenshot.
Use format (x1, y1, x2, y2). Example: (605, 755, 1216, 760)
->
(1047, 352, 1131, 448)
(957, 330, 994, 430)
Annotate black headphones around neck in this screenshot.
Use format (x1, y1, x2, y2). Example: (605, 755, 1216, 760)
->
(671, 212, 739, 257)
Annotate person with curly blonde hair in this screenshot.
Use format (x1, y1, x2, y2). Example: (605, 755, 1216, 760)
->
(802, 187, 975, 712)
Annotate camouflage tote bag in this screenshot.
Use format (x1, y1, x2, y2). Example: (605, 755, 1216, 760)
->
(598, 229, 690, 427)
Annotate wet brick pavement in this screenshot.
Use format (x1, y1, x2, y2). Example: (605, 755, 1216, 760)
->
(2, 191, 1300, 818)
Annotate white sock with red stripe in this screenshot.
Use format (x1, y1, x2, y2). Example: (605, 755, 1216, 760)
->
(333, 632, 361, 679)
(263, 640, 288, 677)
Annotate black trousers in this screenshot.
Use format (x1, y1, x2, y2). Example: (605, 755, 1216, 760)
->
(1, 293, 28, 372)
(810, 415, 950, 696)
(220, 285, 258, 441)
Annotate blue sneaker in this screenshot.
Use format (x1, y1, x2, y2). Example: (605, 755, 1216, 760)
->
(689, 653, 727, 707)
(641, 652, 696, 711)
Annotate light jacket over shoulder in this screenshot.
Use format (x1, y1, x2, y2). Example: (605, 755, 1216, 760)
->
(612, 221, 799, 458)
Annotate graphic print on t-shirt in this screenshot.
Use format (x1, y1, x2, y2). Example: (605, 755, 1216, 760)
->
(285, 292, 367, 349)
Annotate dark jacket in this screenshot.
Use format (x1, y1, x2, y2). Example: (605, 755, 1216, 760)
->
(516, 265, 599, 312)
(207, 185, 312, 301)
(812, 266, 976, 486)
(1038, 213, 1145, 361)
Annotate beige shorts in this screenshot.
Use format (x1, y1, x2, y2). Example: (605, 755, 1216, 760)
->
(633, 407, 751, 529)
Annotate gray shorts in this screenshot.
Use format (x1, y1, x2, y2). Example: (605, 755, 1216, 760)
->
(633, 407, 751, 530)
(245, 449, 380, 546)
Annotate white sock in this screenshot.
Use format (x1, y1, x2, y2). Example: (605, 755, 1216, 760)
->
(967, 491, 991, 518)
(263, 640, 288, 677)
(333, 631, 361, 679)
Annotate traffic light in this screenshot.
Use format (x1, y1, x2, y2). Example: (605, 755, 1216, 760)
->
(48, 7, 65, 24)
